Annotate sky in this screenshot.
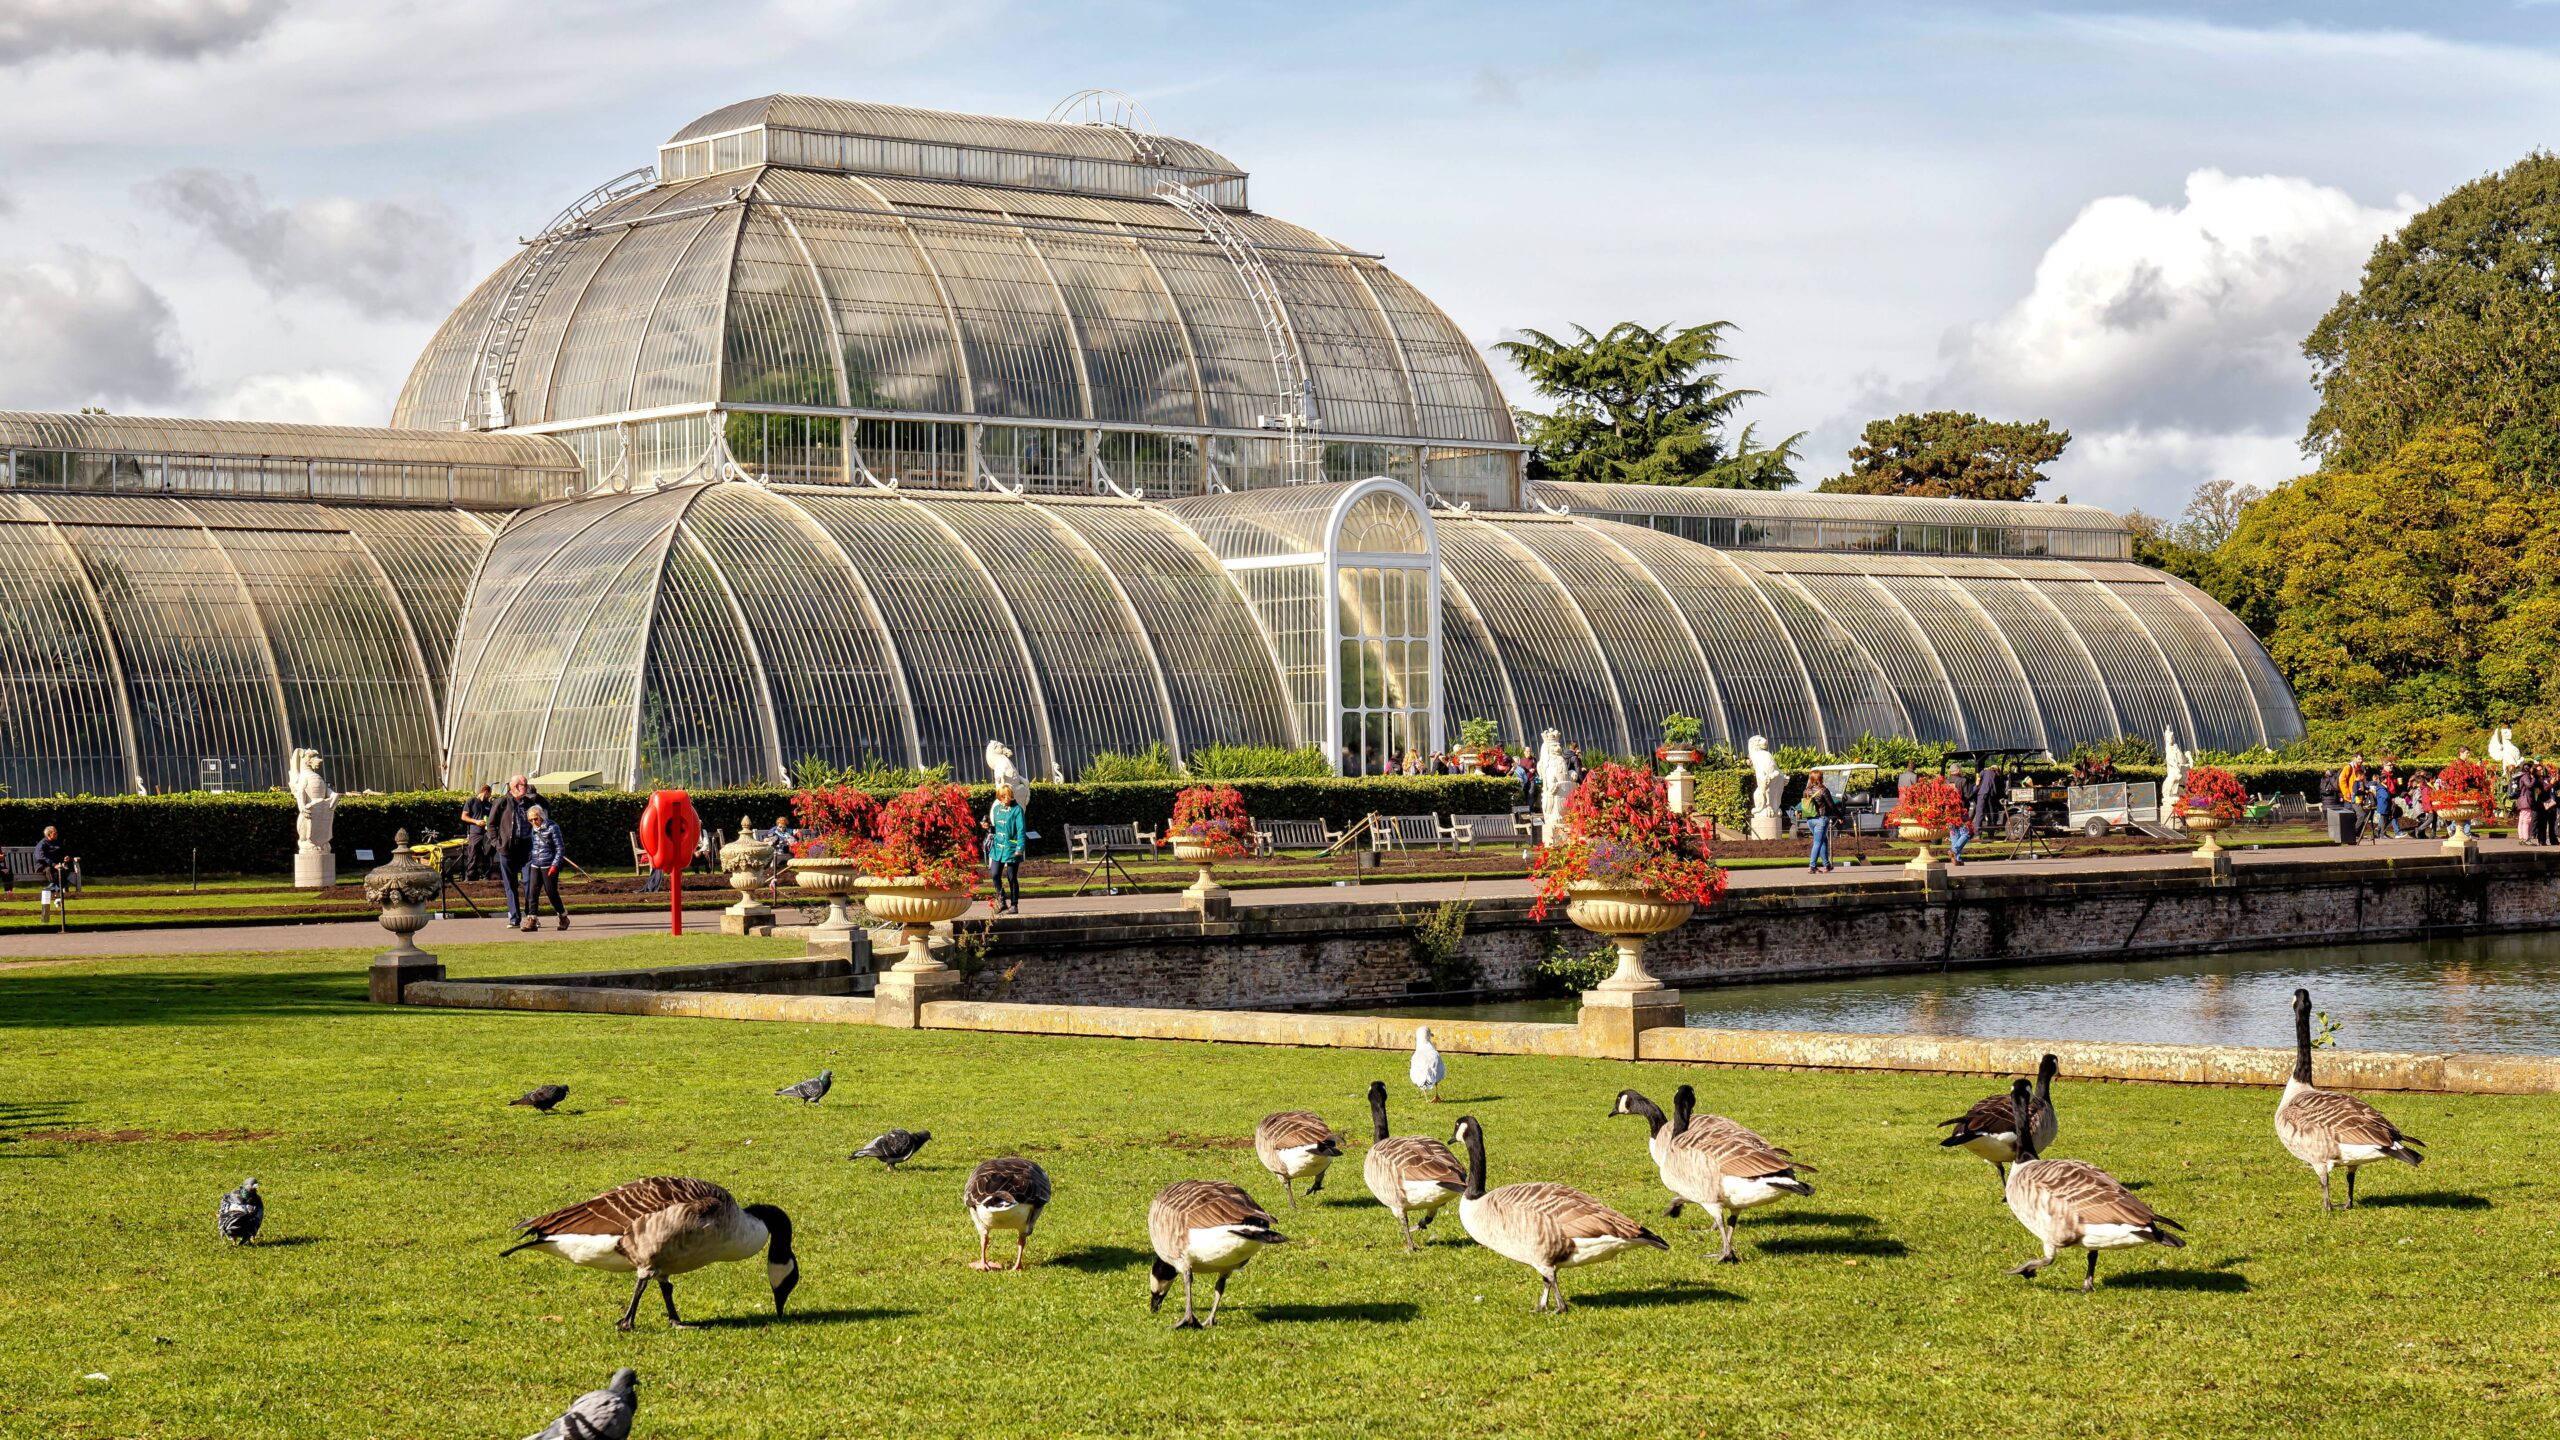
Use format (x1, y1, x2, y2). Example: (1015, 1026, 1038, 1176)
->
(1, 0, 2556, 517)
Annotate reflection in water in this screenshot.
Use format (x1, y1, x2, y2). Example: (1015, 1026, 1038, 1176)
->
(1385, 934, 2560, 1054)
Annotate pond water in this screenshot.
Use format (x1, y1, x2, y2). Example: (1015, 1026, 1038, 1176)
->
(1384, 934, 2560, 1054)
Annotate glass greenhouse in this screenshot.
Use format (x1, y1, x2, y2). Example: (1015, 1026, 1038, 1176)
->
(0, 95, 2302, 798)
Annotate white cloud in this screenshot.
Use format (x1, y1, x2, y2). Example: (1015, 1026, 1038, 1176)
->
(203, 369, 383, 424)
(0, 249, 188, 409)
(0, 0, 286, 65)
(144, 169, 469, 319)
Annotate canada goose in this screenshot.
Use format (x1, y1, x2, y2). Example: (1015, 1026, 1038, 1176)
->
(2002, 1080, 2185, 1291)
(964, 1156, 1052, 1271)
(775, 1069, 833, 1103)
(502, 1176, 798, 1330)
(853, 1129, 932, 1170)
(1938, 1054, 2059, 1186)
(1660, 1084, 1813, 1218)
(1254, 1110, 1344, 1207)
(1362, 1079, 1465, 1250)
(1147, 1180, 1288, 1328)
(1611, 1090, 1811, 1262)
(2276, 988, 2424, 1209)
(523, 1367, 636, 1440)
(512, 1084, 570, 1113)
(1411, 1026, 1446, 1102)
(216, 1178, 262, 1245)
(1452, 1115, 1667, 1311)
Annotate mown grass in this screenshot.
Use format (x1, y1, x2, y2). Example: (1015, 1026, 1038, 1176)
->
(3, 940, 2554, 1438)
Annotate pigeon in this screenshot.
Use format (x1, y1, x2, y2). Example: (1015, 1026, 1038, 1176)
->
(512, 1084, 570, 1112)
(853, 1129, 931, 1170)
(216, 1178, 263, 1245)
(775, 1069, 833, 1104)
(523, 1367, 638, 1440)
(1410, 1026, 1446, 1103)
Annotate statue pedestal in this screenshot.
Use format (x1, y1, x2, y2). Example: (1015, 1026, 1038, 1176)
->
(1665, 764, 1695, 815)
(721, 901, 774, 936)
(1577, 987, 1685, 1059)
(873, 965, 960, 1028)
(368, 950, 443, 1004)
(1750, 813, 1783, 841)
(295, 845, 336, 890)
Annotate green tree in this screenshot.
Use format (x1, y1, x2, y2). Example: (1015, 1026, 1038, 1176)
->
(1817, 410, 2070, 501)
(2304, 151, 2560, 475)
(1494, 321, 1801, 489)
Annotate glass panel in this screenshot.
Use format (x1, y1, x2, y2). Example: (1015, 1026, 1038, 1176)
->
(636, 535, 766, 787)
(0, 503, 130, 796)
(1335, 489, 1428, 554)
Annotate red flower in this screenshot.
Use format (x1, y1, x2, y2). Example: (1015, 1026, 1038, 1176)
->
(2172, 765, 2249, 823)
(1169, 785, 1255, 861)
(1529, 763, 1728, 921)
(790, 785, 880, 857)
(2429, 757, 2495, 812)
(855, 781, 983, 892)
(1888, 776, 1969, 832)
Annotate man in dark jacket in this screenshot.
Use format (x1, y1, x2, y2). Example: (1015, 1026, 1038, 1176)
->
(1970, 759, 2006, 854)
(487, 774, 542, 926)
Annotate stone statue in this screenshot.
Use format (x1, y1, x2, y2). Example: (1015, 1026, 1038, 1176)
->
(985, 739, 1029, 819)
(2161, 727, 2189, 824)
(2490, 726, 2523, 774)
(1747, 735, 1787, 840)
(290, 747, 338, 889)
(1536, 728, 1577, 844)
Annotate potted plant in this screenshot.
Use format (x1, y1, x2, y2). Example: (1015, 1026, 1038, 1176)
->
(787, 785, 881, 952)
(856, 780, 982, 972)
(1655, 713, 1708, 768)
(2429, 757, 2496, 851)
(1452, 717, 1503, 773)
(1167, 784, 1255, 910)
(1887, 775, 1968, 873)
(1530, 762, 1727, 993)
(2171, 765, 2248, 856)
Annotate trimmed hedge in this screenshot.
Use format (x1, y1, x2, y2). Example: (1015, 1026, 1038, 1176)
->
(0, 776, 1521, 878)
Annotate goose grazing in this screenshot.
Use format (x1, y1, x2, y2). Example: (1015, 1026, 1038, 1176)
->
(216, 1177, 263, 1245)
(523, 1367, 637, 1440)
(1146, 1180, 1288, 1328)
(1660, 1084, 1813, 1218)
(964, 1156, 1051, 1271)
(502, 1176, 798, 1330)
(1452, 1115, 1667, 1312)
(1938, 1054, 2059, 1186)
(774, 1069, 833, 1104)
(1611, 1090, 1811, 1262)
(853, 1129, 932, 1170)
(1361, 1079, 1465, 1250)
(511, 1084, 570, 1113)
(2276, 988, 2424, 1209)
(1410, 1026, 1446, 1103)
(2002, 1079, 2185, 1291)
(1253, 1110, 1344, 1207)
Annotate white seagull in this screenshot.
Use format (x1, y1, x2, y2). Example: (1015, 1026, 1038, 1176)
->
(1410, 1026, 1446, 1103)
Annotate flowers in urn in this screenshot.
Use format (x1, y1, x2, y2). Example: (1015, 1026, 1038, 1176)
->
(1655, 712, 1707, 764)
(1452, 717, 1507, 773)
(1887, 775, 1968, 833)
(790, 784, 882, 858)
(1530, 762, 1728, 921)
(1168, 784, 1255, 860)
(859, 781, 984, 892)
(2428, 757, 2496, 814)
(2170, 766, 2249, 824)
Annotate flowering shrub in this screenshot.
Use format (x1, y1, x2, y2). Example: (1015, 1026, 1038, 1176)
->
(2172, 765, 2249, 823)
(1168, 784, 1255, 861)
(789, 784, 881, 858)
(1468, 743, 1513, 775)
(1530, 762, 1727, 921)
(856, 781, 982, 891)
(1457, 716, 1501, 751)
(1888, 775, 1968, 832)
(2429, 757, 2496, 812)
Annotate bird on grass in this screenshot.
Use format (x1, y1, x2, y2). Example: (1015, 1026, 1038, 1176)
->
(1147, 1180, 1287, 1329)
(963, 1156, 1052, 1271)
(2277, 988, 2425, 1210)
(2001, 1079, 2186, 1292)
(1938, 1054, 2059, 1187)
(522, 1367, 637, 1440)
(1661, 1084, 1814, 1218)
(775, 1069, 833, 1104)
(1361, 1079, 1465, 1250)
(853, 1129, 931, 1170)
(503, 1177, 799, 1330)
(216, 1178, 263, 1245)
(1410, 1026, 1446, 1102)
(1452, 1115, 1667, 1312)
(512, 1084, 571, 1113)
(1253, 1110, 1343, 1207)
(1612, 1090, 1811, 1263)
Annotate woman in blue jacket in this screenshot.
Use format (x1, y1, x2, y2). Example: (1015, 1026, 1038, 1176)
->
(985, 793, 1026, 915)
(520, 805, 569, 932)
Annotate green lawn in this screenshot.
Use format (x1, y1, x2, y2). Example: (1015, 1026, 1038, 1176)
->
(3, 941, 2553, 1438)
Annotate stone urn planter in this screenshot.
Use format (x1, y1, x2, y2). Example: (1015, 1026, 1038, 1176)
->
(2183, 813, 2229, 857)
(1897, 823, 1949, 874)
(2437, 802, 2484, 853)
(362, 830, 444, 1003)
(719, 819, 783, 936)
(788, 853, 866, 956)
(1169, 835, 1230, 912)
(861, 877, 974, 975)
(1565, 882, 1695, 995)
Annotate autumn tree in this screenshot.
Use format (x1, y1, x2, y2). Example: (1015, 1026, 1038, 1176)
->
(1818, 411, 2070, 501)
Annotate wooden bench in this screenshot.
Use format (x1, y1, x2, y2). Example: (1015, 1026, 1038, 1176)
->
(1066, 822, 1158, 862)
(1252, 818, 1336, 855)
(1381, 813, 1447, 851)
(1451, 812, 1526, 849)
(4, 845, 80, 894)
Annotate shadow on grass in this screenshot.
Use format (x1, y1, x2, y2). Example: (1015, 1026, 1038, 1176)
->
(2108, 1255, 2251, 1293)
(1047, 1245, 1151, 1274)
(1749, 1209, 1882, 1229)
(0, 1101, 75, 1147)
(0, 969, 371, 1029)
(1254, 1301, 1419, 1324)
(692, 1306, 919, 1328)
(2357, 1190, 2489, 1211)
(1574, 1281, 1745, 1309)
(1756, 1234, 1909, 1259)
(245, 1236, 323, 1248)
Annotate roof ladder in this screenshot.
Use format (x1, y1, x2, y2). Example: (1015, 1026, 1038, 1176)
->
(1158, 179, 1321, 484)
(465, 166, 657, 430)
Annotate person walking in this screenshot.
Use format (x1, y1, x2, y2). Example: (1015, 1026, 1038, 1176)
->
(1947, 767, 1978, 865)
(488, 774, 541, 927)
(459, 783, 496, 879)
(985, 791, 1026, 915)
(519, 803, 568, 932)
(1801, 769, 1842, 873)
(1970, 756, 2006, 858)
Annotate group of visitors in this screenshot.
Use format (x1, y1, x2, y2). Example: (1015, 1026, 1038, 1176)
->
(2320, 753, 2455, 840)
(2508, 761, 2560, 844)
(458, 774, 568, 932)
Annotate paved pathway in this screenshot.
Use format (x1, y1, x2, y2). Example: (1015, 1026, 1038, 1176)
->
(0, 834, 2505, 964)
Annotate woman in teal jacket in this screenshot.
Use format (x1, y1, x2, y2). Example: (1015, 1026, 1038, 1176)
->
(985, 794, 1026, 914)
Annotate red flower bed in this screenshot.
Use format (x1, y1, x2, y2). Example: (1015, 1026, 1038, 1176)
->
(2172, 765, 2249, 823)
(1530, 762, 1727, 921)
(789, 784, 880, 858)
(1168, 784, 1255, 861)
(2429, 757, 2496, 812)
(856, 781, 982, 892)
(1888, 775, 1968, 832)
